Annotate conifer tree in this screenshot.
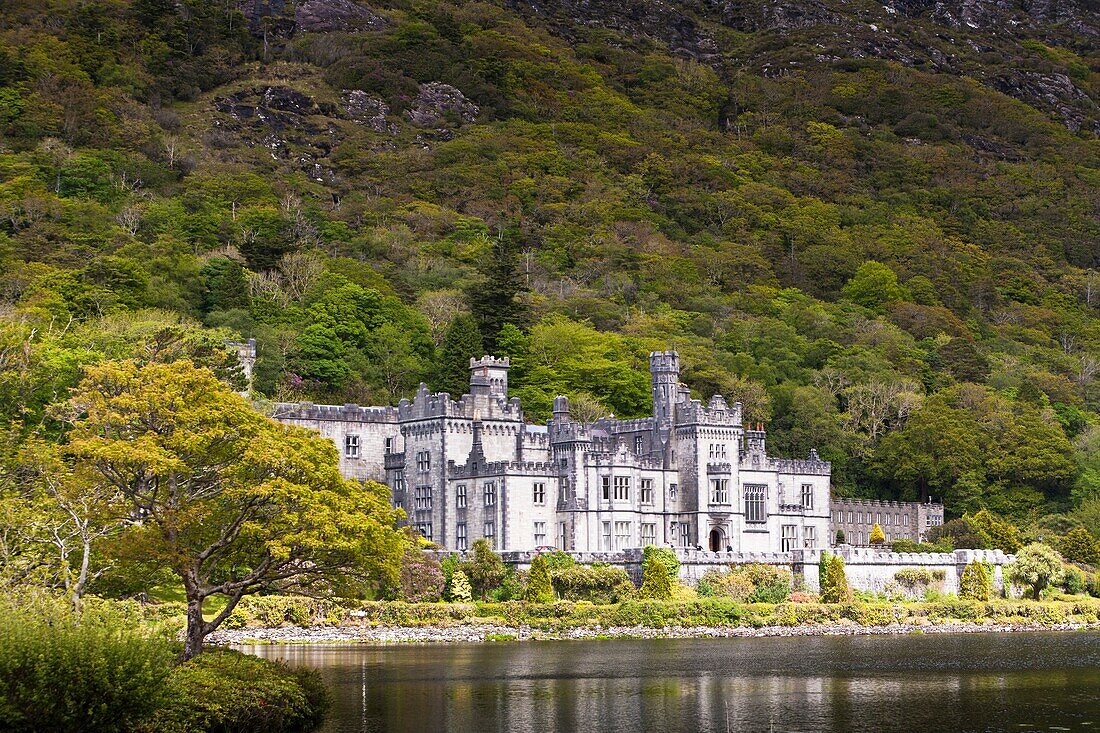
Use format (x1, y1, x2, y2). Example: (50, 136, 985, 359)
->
(435, 314, 483, 396)
(449, 570, 473, 603)
(821, 554, 851, 603)
(959, 560, 992, 601)
(639, 555, 673, 600)
(870, 523, 886, 545)
(525, 554, 554, 603)
(468, 237, 528, 351)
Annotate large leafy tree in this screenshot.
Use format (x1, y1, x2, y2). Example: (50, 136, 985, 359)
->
(62, 359, 405, 659)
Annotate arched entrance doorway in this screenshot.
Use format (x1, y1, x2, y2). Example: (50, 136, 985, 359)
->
(708, 528, 725, 552)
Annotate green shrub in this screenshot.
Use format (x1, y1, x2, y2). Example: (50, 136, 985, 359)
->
(835, 529, 846, 545)
(642, 545, 680, 583)
(959, 560, 993, 601)
(462, 539, 507, 600)
(639, 556, 673, 600)
(894, 568, 946, 595)
(869, 523, 885, 545)
(818, 550, 831, 590)
(540, 550, 576, 571)
(1063, 566, 1087, 595)
(0, 600, 173, 733)
(821, 554, 851, 603)
(142, 649, 329, 733)
(741, 564, 793, 604)
(890, 538, 953, 553)
(525, 554, 555, 603)
(698, 568, 755, 600)
(1060, 527, 1100, 566)
(551, 563, 633, 603)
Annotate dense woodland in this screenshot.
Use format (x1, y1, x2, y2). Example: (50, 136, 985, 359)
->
(0, 0, 1098, 558)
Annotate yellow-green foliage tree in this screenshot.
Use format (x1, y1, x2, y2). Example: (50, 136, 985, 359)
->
(869, 523, 886, 545)
(639, 555, 673, 600)
(821, 554, 851, 603)
(959, 560, 993, 601)
(1059, 526, 1100, 565)
(449, 570, 473, 603)
(525, 553, 554, 603)
(64, 360, 405, 659)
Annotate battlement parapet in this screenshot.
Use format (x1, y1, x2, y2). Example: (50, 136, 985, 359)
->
(272, 401, 400, 423)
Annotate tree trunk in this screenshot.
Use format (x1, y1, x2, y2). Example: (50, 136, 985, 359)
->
(183, 596, 206, 661)
(71, 537, 92, 613)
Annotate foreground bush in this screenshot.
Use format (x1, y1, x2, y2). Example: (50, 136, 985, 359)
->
(141, 649, 330, 733)
(959, 561, 993, 601)
(550, 563, 634, 603)
(0, 600, 174, 733)
(821, 554, 851, 603)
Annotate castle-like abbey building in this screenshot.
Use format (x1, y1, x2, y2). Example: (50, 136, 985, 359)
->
(273, 352, 940, 553)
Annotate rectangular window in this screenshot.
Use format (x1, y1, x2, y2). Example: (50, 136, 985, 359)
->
(634, 435, 644, 454)
(344, 434, 360, 459)
(394, 470, 406, 492)
(895, 513, 901, 525)
(613, 476, 630, 501)
(484, 522, 495, 548)
(679, 522, 690, 547)
(414, 486, 432, 510)
(456, 523, 467, 551)
(417, 523, 432, 541)
(641, 523, 656, 546)
(801, 483, 813, 510)
(601, 475, 611, 501)
(848, 511, 853, 523)
(484, 481, 496, 506)
(601, 521, 612, 551)
(745, 484, 767, 523)
(640, 478, 654, 505)
(669, 483, 677, 501)
(558, 522, 567, 550)
(804, 526, 816, 548)
(781, 524, 797, 552)
(533, 482, 546, 505)
(534, 521, 546, 546)
(456, 484, 467, 509)
(384, 437, 393, 454)
(710, 478, 729, 504)
(416, 451, 430, 472)
(614, 521, 631, 550)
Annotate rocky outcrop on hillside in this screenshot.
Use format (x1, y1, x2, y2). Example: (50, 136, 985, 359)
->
(294, 0, 386, 32)
(405, 83, 480, 128)
(506, 0, 1098, 133)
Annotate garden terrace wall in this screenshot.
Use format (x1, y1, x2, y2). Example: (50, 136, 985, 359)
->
(491, 547, 1015, 595)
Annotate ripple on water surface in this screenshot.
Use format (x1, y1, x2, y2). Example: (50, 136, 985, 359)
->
(243, 631, 1100, 733)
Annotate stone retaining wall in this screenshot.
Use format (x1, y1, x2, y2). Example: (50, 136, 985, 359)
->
(494, 546, 1015, 595)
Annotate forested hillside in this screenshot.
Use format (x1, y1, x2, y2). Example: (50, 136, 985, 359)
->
(1, 0, 1098, 532)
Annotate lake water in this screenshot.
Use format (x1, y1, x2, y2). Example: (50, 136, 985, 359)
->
(243, 632, 1100, 733)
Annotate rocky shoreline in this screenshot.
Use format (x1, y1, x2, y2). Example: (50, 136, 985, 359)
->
(211, 620, 1100, 646)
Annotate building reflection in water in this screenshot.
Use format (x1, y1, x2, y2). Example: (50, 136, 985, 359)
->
(242, 633, 1100, 733)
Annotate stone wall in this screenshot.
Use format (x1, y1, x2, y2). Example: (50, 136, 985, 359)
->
(496, 546, 1014, 595)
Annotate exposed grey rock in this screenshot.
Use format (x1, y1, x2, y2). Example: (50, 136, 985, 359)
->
(405, 82, 480, 129)
(342, 90, 398, 134)
(294, 0, 386, 32)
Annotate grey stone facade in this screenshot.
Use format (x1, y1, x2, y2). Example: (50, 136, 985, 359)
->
(273, 352, 937, 554)
(830, 498, 945, 546)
